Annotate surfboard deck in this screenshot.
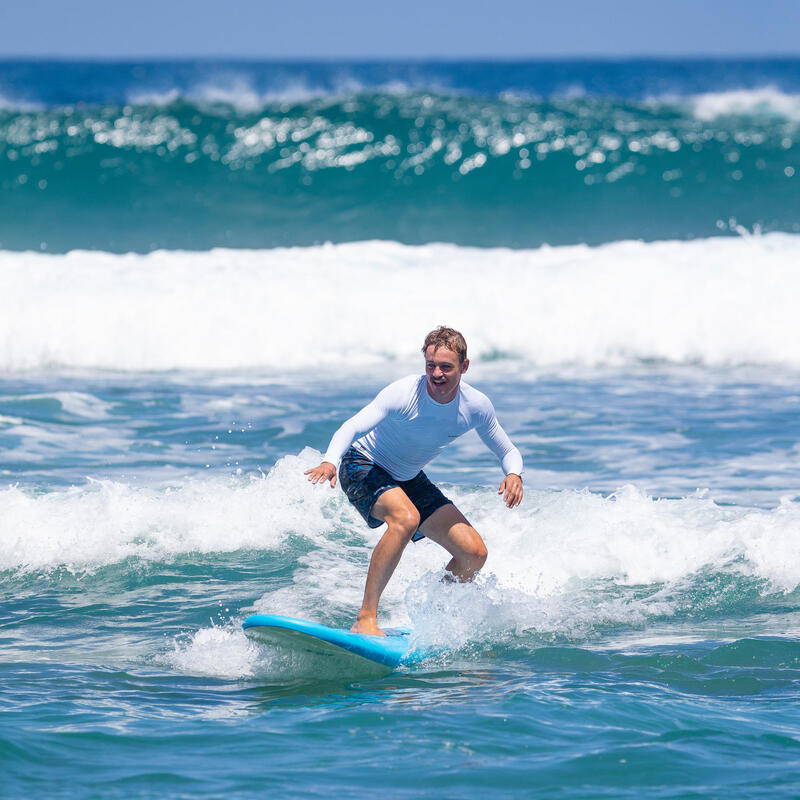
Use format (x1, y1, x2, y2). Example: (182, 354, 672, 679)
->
(243, 614, 423, 674)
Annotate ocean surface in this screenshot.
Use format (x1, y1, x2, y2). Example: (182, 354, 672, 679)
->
(2, 58, 800, 798)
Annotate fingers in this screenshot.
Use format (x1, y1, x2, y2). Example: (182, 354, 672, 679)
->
(305, 463, 336, 486)
(504, 486, 523, 508)
(500, 477, 523, 508)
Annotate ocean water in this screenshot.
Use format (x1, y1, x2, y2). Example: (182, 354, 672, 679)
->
(2, 59, 800, 798)
(2, 59, 800, 251)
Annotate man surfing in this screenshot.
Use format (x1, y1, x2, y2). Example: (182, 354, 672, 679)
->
(305, 327, 523, 636)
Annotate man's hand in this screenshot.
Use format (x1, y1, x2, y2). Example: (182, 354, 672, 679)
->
(498, 473, 523, 508)
(304, 461, 337, 487)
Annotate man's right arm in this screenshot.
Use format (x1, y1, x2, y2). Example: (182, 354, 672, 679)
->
(304, 387, 395, 487)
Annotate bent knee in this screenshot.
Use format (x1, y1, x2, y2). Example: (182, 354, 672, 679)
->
(473, 545, 488, 567)
(476, 541, 489, 563)
(386, 506, 421, 538)
(466, 531, 488, 565)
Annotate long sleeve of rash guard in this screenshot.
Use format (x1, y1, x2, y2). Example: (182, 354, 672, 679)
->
(322, 392, 392, 467)
(475, 412, 524, 476)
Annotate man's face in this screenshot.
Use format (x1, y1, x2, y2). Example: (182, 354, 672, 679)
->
(424, 345, 469, 403)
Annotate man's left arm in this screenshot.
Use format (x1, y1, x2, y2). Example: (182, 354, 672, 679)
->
(475, 409, 523, 508)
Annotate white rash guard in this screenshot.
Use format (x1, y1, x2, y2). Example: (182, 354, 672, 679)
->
(323, 374, 523, 481)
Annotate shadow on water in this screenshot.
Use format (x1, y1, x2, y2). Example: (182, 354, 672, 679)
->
(242, 666, 509, 713)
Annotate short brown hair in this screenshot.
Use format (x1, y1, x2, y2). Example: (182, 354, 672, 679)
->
(422, 326, 468, 364)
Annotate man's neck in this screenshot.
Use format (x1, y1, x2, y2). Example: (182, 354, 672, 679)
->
(425, 379, 460, 404)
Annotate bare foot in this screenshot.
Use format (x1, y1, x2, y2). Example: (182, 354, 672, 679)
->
(350, 615, 386, 636)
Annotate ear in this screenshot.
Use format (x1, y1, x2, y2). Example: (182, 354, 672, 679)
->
(461, 358, 470, 374)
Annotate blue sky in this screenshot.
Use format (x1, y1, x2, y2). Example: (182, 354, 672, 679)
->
(2, 0, 799, 58)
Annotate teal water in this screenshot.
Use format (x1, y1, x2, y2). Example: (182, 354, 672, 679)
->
(3, 369, 800, 797)
(1, 59, 799, 250)
(3, 59, 800, 798)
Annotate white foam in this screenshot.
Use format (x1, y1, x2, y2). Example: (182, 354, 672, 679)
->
(251, 459, 800, 649)
(0, 92, 44, 112)
(125, 88, 181, 107)
(124, 75, 374, 111)
(689, 86, 800, 121)
(6, 449, 800, 672)
(2, 234, 800, 372)
(165, 625, 263, 679)
(189, 77, 279, 110)
(392, 484, 800, 650)
(0, 449, 332, 573)
(0, 391, 112, 419)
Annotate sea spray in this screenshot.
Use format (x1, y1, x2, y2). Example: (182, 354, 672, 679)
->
(5, 451, 800, 646)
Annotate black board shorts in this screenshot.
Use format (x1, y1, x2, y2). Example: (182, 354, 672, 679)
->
(338, 447, 452, 542)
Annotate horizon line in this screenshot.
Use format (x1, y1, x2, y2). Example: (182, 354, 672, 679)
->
(2, 52, 800, 63)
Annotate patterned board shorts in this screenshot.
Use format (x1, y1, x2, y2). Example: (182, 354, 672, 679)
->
(338, 446, 452, 542)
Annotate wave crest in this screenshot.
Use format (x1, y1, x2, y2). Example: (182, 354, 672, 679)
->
(690, 86, 800, 121)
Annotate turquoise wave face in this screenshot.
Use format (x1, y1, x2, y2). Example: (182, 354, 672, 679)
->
(1, 89, 798, 251)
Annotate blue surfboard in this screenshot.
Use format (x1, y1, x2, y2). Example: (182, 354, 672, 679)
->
(243, 614, 426, 674)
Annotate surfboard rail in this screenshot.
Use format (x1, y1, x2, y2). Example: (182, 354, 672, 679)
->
(242, 614, 418, 668)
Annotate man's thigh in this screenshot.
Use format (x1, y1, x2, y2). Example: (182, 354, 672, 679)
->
(418, 503, 486, 559)
(371, 486, 421, 527)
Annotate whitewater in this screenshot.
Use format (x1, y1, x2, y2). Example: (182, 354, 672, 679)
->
(2, 232, 800, 372)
